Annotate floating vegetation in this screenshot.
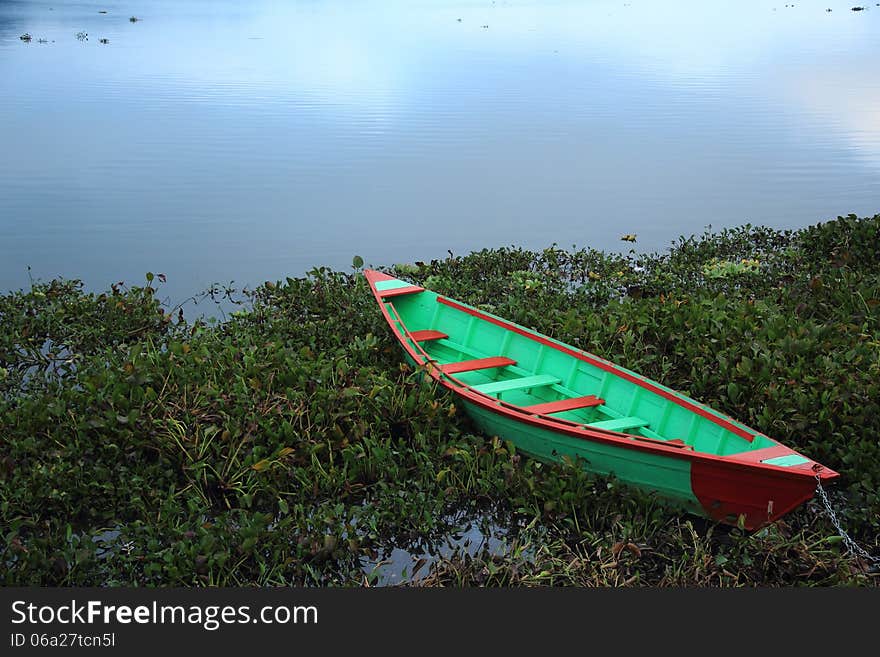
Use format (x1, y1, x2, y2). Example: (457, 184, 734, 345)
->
(1, 215, 879, 586)
(701, 257, 761, 279)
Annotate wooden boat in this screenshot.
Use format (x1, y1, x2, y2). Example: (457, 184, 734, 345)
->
(364, 269, 839, 530)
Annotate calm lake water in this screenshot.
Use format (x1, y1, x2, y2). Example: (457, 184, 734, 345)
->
(2, 0, 879, 305)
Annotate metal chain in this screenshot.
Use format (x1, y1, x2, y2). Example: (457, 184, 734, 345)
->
(814, 472, 880, 569)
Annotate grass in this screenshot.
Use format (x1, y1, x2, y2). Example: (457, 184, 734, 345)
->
(1, 214, 878, 586)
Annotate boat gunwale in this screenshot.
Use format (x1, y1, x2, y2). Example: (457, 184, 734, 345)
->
(364, 270, 839, 484)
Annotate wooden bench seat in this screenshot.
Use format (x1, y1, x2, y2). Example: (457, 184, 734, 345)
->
(521, 395, 605, 415)
(379, 285, 425, 298)
(441, 357, 516, 375)
(586, 416, 650, 433)
(471, 374, 561, 396)
(410, 330, 448, 342)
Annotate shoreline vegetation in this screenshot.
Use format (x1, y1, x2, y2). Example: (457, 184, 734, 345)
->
(1, 214, 878, 586)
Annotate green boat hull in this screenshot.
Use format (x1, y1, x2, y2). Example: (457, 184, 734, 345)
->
(463, 399, 701, 513)
(365, 269, 839, 529)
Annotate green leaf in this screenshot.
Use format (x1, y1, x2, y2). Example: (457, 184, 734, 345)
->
(352, 255, 364, 269)
(727, 382, 740, 402)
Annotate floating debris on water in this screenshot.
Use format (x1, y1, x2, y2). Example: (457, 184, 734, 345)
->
(129, 16, 140, 23)
(99, 38, 109, 45)
(75, 31, 88, 41)
(20, 33, 32, 42)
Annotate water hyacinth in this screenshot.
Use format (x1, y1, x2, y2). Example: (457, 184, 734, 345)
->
(1, 214, 878, 586)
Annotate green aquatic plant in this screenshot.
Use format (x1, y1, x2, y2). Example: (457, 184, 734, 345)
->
(701, 257, 761, 279)
(1, 215, 878, 586)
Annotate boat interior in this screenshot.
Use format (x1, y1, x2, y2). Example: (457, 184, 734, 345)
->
(378, 281, 792, 461)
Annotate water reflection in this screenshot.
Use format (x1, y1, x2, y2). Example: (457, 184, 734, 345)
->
(360, 509, 522, 586)
(1, 0, 878, 304)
